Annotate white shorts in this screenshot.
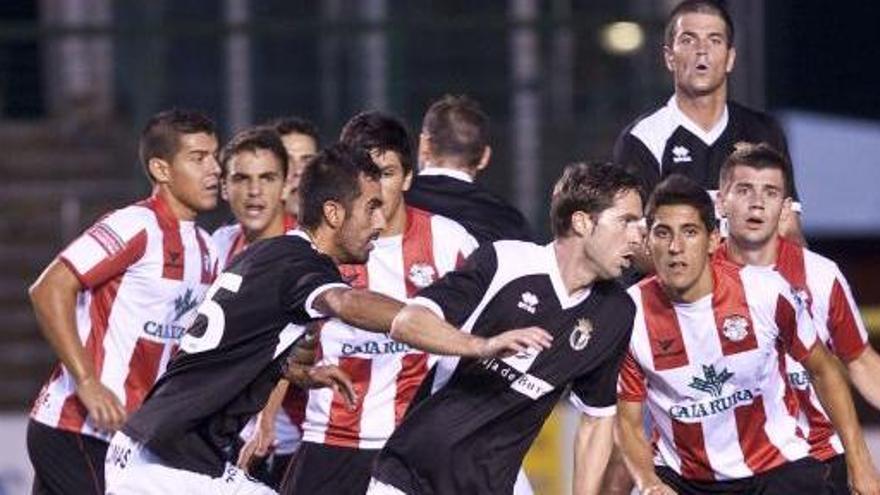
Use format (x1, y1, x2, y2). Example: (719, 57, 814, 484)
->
(366, 469, 532, 495)
(105, 432, 276, 495)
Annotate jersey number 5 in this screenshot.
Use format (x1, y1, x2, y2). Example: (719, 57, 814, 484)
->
(180, 272, 243, 354)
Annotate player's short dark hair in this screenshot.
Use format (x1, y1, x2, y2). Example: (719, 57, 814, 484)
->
(339, 111, 414, 176)
(421, 94, 490, 170)
(219, 126, 289, 179)
(139, 109, 216, 181)
(665, 0, 734, 47)
(550, 161, 642, 237)
(719, 141, 793, 197)
(298, 143, 382, 231)
(646, 174, 717, 232)
(265, 116, 320, 145)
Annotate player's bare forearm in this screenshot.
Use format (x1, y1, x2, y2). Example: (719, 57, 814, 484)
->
(390, 304, 552, 358)
(805, 343, 880, 490)
(29, 260, 95, 384)
(316, 287, 403, 334)
(573, 413, 614, 495)
(848, 347, 880, 411)
(616, 400, 668, 493)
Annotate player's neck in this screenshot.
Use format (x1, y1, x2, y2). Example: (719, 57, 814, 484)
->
(305, 226, 341, 263)
(421, 159, 477, 180)
(243, 214, 286, 244)
(674, 88, 727, 132)
(553, 238, 598, 295)
(381, 203, 407, 237)
(725, 235, 778, 267)
(155, 185, 197, 221)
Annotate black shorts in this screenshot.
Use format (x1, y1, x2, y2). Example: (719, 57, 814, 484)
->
(27, 419, 108, 495)
(822, 454, 849, 494)
(280, 442, 378, 495)
(655, 456, 827, 495)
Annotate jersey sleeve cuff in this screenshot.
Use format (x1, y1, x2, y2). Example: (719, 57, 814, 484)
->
(57, 255, 91, 288)
(305, 282, 351, 318)
(569, 394, 616, 417)
(409, 296, 445, 320)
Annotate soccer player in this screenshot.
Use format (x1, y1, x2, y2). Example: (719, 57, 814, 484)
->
(266, 116, 320, 218)
(211, 126, 300, 488)
(213, 126, 297, 267)
(405, 94, 533, 244)
(715, 142, 880, 493)
(27, 109, 220, 494)
(615, 175, 880, 494)
(368, 161, 644, 494)
(280, 111, 478, 494)
(104, 144, 549, 494)
(613, 0, 803, 244)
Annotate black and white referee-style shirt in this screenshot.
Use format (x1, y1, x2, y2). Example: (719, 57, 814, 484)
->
(613, 96, 800, 205)
(122, 230, 347, 478)
(373, 240, 635, 494)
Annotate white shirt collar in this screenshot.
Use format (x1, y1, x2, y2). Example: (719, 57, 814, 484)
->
(419, 166, 474, 183)
(544, 242, 592, 310)
(667, 95, 729, 146)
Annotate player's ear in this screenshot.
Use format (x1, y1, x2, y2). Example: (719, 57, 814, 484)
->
(220, 178, 229, 202)
(663, 44, 675, 73)
(322, 200, 346, 229)
(725, 46, 737, 74)
(707, 227, 721, 254)
(571, 210, 593, 237)
(401, 167, 414, 192)
(475, 146, 491, 173)
(417, 132, 432, 171)
(148, 157, 172, 184)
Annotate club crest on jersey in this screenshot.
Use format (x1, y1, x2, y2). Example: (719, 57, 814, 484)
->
(517, 292, 539, 314)
(671, 145, 692, 163)
(570, 318, 593, 351)
(721, 315, 750, 342)
(408, 263, 436, 289)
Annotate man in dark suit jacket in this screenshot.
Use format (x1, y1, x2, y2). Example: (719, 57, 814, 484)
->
(405, 95, 533, 245)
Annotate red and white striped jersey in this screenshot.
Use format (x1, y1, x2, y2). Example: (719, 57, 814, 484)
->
(715, 238, 868, 460)
(213, 214, 304, 454)
(31, 195, 218, 441)
(302, 206, 477, 449)
(619, 261, 818, 481)
(212, 214, 297, 269)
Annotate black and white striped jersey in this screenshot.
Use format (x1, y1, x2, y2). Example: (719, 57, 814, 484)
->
(373, 240, 635, 494)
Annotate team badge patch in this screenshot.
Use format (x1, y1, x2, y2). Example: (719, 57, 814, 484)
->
(721, 315, 749, 342)
(570, 318, 593, 351)
(408, 263, 436, 288)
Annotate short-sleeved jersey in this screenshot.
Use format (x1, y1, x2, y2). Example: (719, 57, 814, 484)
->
(714, 238, 869, 461)
(30, 195, 217, 441)
(405, 169, 533, 244)
(618, 261, 818, 481)
(122, 230, 347, 477)
(613, 97, 798, 202)
(302, 206, 477, 449)
(373, 241, 635, 494)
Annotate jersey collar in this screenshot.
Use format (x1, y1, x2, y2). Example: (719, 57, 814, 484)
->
(419, 167, 474, 183)
(668, 95, 729, 146)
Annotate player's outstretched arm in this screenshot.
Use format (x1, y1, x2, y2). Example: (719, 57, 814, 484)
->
(615, 400, 675, 495)
(29, 260, 126, 431)
(804, 343, 880, 495)
(848, 347, 880, 411)
(572, 413, 614, 495)
(390, 304, 552, 358)
(237, 379, 288, 471)
(314, 287, 403, 333)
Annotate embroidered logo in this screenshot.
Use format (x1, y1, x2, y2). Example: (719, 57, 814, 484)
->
(721, 315, 750, 342)
(671, 145, 692, 163)
(173, 288, 199, 322)
(517, 292, 539, 314)
(569, 318, 593, 351)
(408, 263, 436, 289)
